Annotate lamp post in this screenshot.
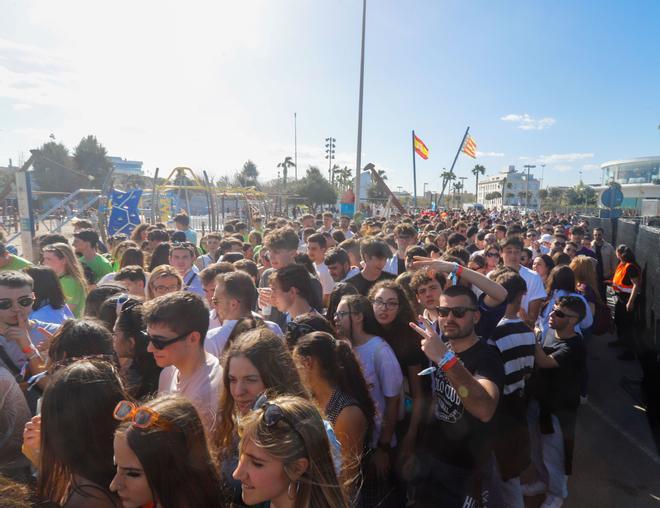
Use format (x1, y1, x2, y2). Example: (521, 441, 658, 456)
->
(523, 164, 536, 209)
(325, 137, 336, 183)
(353, 0, 367, 216)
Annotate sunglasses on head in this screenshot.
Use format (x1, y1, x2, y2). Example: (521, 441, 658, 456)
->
(0, 296, 34, 310)
(436, 306, 477, 318)
(113, 400, 173, 431)
(252, 394, 301, 436)
(146, 330, 191, 350)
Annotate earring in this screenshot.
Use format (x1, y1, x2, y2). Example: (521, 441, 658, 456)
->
(287, 480, 301, 499)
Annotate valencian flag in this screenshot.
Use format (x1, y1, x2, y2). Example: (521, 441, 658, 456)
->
(461, 134, 477, 159)
(413, 134, 429, 160)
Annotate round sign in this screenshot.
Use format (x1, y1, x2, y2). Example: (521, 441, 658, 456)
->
(601, 186, 623, 208)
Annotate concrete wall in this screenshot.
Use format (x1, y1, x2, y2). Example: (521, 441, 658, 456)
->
(583, 216, 660, 351)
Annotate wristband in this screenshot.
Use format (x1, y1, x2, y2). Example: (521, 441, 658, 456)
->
(449, 263, 461, 286)
(21, 345, 33, 354)
(436, 351, 455, 368)
(441, 355, 459, 372)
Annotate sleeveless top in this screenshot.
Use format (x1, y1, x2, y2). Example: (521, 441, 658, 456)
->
(324, 388, 359, 425)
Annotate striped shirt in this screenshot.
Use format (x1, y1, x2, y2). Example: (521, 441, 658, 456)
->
(487, 317, 536, 395)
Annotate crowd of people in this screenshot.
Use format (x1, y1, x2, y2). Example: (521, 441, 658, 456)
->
(0, 208, 643, 507)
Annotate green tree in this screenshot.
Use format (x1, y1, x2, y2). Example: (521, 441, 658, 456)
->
(32, 141, 78, 192)
(234, 160, 259, 188)
(276, 156, 295, 187)
(291, 166, 338, 211)
(471, 164, 486, 201)
(335, 166, 353, 192)
(73, 135, 112, 187)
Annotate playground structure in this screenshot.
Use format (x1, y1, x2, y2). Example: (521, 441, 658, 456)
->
(1, 155, 272, 260)
(147, 166, 269, 232)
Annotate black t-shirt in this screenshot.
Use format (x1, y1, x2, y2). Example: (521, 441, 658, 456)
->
(529, 330, 585, 413)
(345, 270, 396, 296)
(421, 339, 505, 469)
(382, 327, 426, 379)
(622, 263, 640, 285)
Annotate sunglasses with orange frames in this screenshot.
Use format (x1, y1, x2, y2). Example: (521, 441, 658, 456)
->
(113, 400, 173, 431)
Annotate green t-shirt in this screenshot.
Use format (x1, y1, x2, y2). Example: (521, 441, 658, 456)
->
(60, 274, 86, 317)
(0, 254, 32, 271)
(80, 254, 113, 284)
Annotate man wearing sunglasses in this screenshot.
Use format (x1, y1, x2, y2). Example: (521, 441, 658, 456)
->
(526, 296, 587, 507)
(143, 291, 222, 433)
(0, 271, 60, 369)
(409, 285, 504, 507)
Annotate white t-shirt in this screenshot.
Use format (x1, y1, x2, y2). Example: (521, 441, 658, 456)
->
(209, 309, 221, 330)
(353, 336, 403, 447)
(315, 262, 335, 295)
(205, 319, 283, 359)
(518, 265, 547, 313)
(489, 265, 546, 313)
(158, 352, 223, 434)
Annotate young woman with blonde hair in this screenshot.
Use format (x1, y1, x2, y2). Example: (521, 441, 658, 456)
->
(41, 242, 88, 317)
(234, 394, 348, 508)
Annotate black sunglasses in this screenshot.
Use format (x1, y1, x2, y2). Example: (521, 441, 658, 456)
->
(146, 330, 191, 350)
(551, 308, 578, 319)
(252, 393, 300, 433)
(436, 306, 478, 318)
(0, 296, 34, 310)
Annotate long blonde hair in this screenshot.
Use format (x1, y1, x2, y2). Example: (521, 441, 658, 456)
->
(238, 395, 348, 508)
(569, 255, 603, 305)
(42, 243, 87, 292)
(146, 264, 182, 300)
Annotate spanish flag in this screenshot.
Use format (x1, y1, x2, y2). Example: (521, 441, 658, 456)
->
(413, 134, 429, 160)
(461, 135, 477, 159)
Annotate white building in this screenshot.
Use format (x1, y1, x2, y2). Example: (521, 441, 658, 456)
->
(477, 165, 540, 209)
(594, 156, 660, 213)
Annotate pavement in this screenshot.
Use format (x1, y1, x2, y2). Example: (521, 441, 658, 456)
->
(526, 328, 660, 507)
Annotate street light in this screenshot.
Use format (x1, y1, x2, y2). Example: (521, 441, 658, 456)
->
(523, 164, 536, 209)
(423, 182, 429, 196)
(325, 137, 336, 183)
(354, 0, 367, 215)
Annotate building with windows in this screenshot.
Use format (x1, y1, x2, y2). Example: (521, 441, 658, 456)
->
(595, 156, 660, 212)
(477, 165, 540, 209)
(109, 156, 143, 176)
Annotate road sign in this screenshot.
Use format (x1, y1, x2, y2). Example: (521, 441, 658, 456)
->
(601, 186, 624, 209)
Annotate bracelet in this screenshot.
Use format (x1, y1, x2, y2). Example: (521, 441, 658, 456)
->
(449, 262, 462, 286)
(441, 355, 459, 372)
(436, 351, 455, 368)
(21, 345, 33, 354)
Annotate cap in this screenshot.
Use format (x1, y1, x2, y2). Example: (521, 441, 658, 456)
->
(540, 234, 553, 243)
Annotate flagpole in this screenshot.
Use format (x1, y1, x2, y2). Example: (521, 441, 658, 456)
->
(353, 0, 366, 217)
(412, 130, 417, 209)
(437, 126, 470, 207)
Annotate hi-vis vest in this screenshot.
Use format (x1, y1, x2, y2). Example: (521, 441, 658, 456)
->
(612, 262, 633, 294)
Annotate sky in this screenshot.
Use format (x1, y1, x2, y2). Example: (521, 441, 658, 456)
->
(1, 0, 659, 196)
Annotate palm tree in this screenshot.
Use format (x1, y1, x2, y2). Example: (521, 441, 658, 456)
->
(440, 170, 456, 206)
(330, 164, 341, 186)
(471, 164, 486, 201)
(277, 156, 295, 187)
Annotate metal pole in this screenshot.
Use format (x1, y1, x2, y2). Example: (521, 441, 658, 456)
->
(14, 153, 36, 261)
(411, 130, 418, 208)
(294, 113, 298, 180)
(437, 126, 470, 205)
(353, 0, 367, 217)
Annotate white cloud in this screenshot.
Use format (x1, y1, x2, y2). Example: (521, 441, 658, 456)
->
(582, 163, 601, 171)
(500, 113, 556, 130)
(12, 103, 31, 111)
(476, 151, 504, 157)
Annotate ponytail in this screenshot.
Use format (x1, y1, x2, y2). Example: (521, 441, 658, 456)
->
(295, 332, 375, 436)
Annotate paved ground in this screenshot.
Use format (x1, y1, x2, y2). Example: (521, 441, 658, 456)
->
(527, 329, 660, 507)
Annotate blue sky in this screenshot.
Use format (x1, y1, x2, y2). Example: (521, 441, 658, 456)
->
(1, 0, 659, 195)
